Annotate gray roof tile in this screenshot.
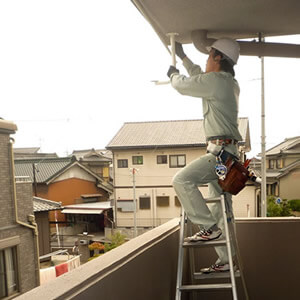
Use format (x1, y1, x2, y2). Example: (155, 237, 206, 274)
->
(33, 197, 62, 212)
(14, 157, 74, 183)
(106, 118, 249, 149)
(266, 136, 300, 156)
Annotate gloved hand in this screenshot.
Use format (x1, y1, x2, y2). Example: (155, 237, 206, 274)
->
(167, 65, 179, 78)
(175, 42, 186, 60)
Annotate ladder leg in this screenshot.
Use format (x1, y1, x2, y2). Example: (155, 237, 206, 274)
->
(228, 220, 249, 300)
(220, 194, 238, 300)
(187, 220, 197, 300)
(176, 209, 186, 300)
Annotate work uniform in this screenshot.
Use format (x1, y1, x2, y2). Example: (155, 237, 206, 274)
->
(171, 57, 242, 264)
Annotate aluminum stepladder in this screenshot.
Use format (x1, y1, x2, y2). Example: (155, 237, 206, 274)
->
(175, 194, 249, 300)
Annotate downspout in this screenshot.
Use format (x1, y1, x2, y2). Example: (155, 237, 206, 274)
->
(9, 138, 40, 286)
(192, 30, 300, 58)
(112, 152, 117, 233)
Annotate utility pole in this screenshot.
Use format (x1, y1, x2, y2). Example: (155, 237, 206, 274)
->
(131, 168, 138, 237)
(260, 34, 267, 217)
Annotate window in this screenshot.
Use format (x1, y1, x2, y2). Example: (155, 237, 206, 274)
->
(169, 155, 186, 168)
(268, 159, 274, 169)
(117, 159, 128, 168)
(267, 183, 278, 196)
(156, 196, 170, 207)
(117, 200, 134, 212)
(132, 156, 143, 165)
(157, 155, 167, 164)
(276, 159, 282, 169)
(0, 247, 18, 299)
(174, 196, 181, 207)
(139, 197, 151, 210)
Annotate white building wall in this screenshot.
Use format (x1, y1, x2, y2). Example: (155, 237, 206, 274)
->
(53, 165, 96, 183)
(114, 148, 205, 187)
(113, 147, 258, 228)
(232, 185, 258, 217)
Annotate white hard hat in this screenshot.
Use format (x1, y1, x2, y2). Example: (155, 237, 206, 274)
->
(206, 38, 240, 65)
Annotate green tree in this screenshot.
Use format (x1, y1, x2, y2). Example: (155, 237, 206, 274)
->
(267, 196, 293, 217)
(104, 231, 126, 252)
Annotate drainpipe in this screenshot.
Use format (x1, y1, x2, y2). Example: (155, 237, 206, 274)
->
(112, 152, 116, 234)
(9, 138, 40, 286)
(191, 30, 300, 58)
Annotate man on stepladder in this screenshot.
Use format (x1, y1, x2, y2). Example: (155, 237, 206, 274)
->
(168, 38, 242, 273)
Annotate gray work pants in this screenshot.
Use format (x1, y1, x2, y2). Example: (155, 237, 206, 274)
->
(172, 144, 238, 264)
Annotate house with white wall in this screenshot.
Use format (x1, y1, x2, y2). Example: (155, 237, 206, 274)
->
(265, 136, 300, 200)
(106, 119, 258, 235)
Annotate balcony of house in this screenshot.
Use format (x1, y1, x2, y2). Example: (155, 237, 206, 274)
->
(15, 217, 300, 300)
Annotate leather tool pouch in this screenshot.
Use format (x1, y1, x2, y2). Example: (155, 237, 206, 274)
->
(218, 154, 249, 195)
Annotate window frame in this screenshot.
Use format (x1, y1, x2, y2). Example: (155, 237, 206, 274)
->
(117, 159, 128, 168)
(276, 159, 282, 169)
(0, 246, 19, 299)
(139, 197, 151, 210)
(174, 196, 181, 207)
(169, 155, 186, 168)
(157, 155, 168, 164)
(156, 196, 170, 207)
(132, 156, 143, 165)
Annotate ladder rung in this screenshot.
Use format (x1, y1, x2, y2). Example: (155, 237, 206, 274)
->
(204, 197, 222, 203)
(180, 283, 232, 291)
(183, 239, 226, 248)
(194, 270, 240, 280)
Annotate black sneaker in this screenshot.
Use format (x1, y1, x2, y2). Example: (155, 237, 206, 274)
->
(184, 228, 222, 242)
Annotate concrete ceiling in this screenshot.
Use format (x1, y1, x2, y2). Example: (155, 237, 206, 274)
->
(132, 0, 300, 57)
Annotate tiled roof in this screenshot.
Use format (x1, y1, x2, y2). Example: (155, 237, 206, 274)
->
(14, 156, 113, 193)
(33, 197, 62, 212)
(278, 159, 300, 178)
(72, 149, 112, 161)
(14, 147, 40, 154)
(14, 157, 74, 183)
(266, 136, 300, 156)
(106, 118, 249, 149)
(14, 153, 59, 159)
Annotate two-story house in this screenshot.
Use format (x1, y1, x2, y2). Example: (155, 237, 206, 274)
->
(265, 136, 300, 200)
(107, 118, 256, 236)
(71, 148, 112, 183)
(14, 156, 113, 238)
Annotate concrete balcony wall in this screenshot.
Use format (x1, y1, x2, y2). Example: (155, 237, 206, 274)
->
(15, 219, 180, 300)
(15, 218, 300, 300)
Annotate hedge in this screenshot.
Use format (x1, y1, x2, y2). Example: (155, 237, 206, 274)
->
(289, 199, 300, 211)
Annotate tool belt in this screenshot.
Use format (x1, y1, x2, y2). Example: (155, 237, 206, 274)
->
(207, 138, 238, 146)
(217, 151, 249, 195)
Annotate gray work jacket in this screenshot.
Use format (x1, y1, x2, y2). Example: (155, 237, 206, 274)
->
(170, 57, 243, 142)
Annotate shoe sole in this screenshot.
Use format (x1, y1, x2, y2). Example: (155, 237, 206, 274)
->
(187, 232, 222, 243)
(202, 268, 230, 274)
(201, 265, 237, 274)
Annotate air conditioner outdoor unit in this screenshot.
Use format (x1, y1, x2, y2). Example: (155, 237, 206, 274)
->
(79, 240, 88, 245)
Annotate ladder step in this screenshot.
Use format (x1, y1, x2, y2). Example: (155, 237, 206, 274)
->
(204, 197, 222, 203)
(180, 283, 232, 291)
(194, 270, 240, 280)
(183, 238, 226, 248)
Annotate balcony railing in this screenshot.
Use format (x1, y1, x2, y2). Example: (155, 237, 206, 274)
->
(15, 217, 300, 300)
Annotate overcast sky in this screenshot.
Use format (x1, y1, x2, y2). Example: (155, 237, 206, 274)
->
(1, 1, 299, 157)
